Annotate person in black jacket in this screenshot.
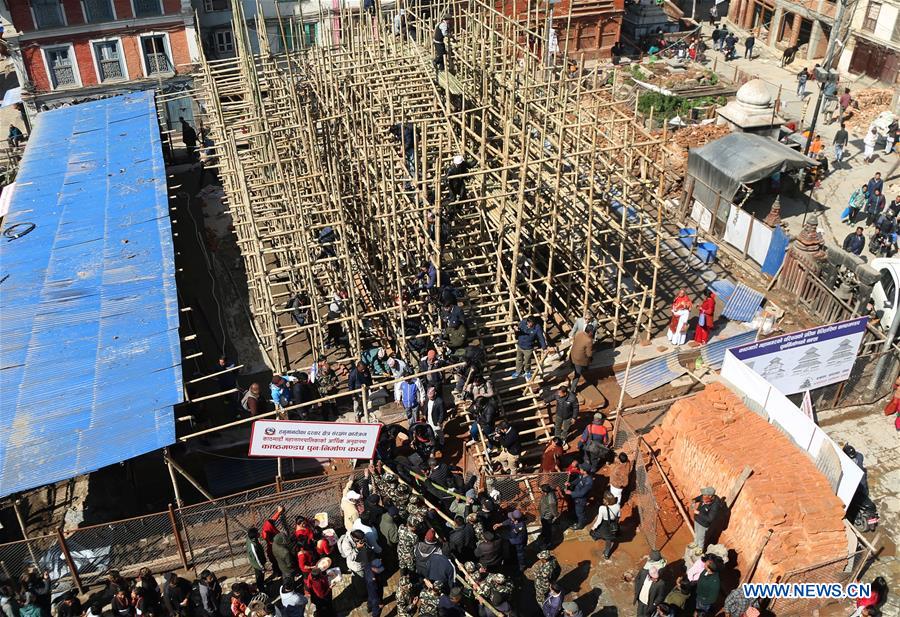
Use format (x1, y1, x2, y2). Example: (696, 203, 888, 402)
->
(633, 567, 667, 617)
(692, 487, 723, 550)
(552, 385, 579, 440)
(447, 516, 476, 561)
(491, 421, 521, 473)
(843, 227, 865, 256)
(474, 530, 503, 572)
(348, 362, 373, 420)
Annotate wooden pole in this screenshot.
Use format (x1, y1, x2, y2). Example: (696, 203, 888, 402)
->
(55, 528, 84, 594)
(12, 500, 38, 565)
(165, 454, 216, 501)
(168, 504, 190, 570)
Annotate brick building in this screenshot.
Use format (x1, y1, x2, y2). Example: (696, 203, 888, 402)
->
(726, 0, 835, 62)
(498, 0, 625, 60)
(3, 0, 200, 112)
(837, 0, 899, 84)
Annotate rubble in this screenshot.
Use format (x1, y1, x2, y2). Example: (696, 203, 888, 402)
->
(843, 88, 895, 134)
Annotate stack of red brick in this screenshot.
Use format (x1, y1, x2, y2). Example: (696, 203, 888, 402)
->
(645, 382, 849, 583)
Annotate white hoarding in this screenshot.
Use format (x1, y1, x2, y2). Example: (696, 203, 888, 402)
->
(248, 420, 381, 459)
(728, 317, 868, 395)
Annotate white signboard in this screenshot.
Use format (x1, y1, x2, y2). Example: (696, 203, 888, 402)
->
(728, 317, 868, 395)
(690, 200, 713, 232)
(249, 420, 382, 459)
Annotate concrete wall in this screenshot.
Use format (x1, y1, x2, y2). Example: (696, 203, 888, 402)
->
(646, 382, 849, 583)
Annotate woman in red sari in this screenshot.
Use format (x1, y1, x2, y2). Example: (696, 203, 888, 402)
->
(694, 292, 716, 344)
(667, 289, 693, 346)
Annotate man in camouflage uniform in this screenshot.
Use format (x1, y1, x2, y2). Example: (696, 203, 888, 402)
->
(460, 561, 483, 609)
(479, 572, 512, 606)
(531, 550, 560, 604)
(417, 579, 442, 617)
(395, 575, 417, 617)
(394, 483, 411, 518)
(470, 513, 487, 544)
(407, 494, 427, 519)
(397, 519, 419, 573)
(382, 474, 399, 506)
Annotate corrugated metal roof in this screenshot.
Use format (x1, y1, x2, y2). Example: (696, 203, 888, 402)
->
(722, 283, 765, 322)
(0, 92, 181, 498)
(700, 328, 758, 369)
(616, 350, 687, 398)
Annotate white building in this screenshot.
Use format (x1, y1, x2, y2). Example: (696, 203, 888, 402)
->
(837, 0, 899, 85)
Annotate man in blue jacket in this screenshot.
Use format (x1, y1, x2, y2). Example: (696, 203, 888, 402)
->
(566, 465, 594, 530)
(511, 316, 547, 380)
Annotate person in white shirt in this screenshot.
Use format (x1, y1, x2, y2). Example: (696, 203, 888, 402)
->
(590, 492, 621, 560)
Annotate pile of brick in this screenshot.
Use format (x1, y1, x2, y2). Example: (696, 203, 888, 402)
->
(660, 123, 731, 182)
(844, 88, 895, 134)
(645, 382, 849, 583)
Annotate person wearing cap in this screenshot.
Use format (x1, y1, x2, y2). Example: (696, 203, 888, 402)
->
(565, 464, 594, 530)
(419, 578, 443, 616)
(395, 575, 416, 617)
(531, 550, 561, 605)
(445, 154, 475, 202)
(419, 529, 457, 590)
(541, 582, 564, 617)
(569, 322, 595, 391)
(433, 15, 451, 73)
(479, 572, 513, 610)
(695, 557, 720, 615)
(538, 484, 559, 549)
(269, 375, 296, 413)
(552, 385, 580, 441)
(633, 565, 667, 617)
(511, 316, 548, 380)
(305, 567, 334, 617)
(397, 519, 418, 573)
(722, 584, 759, 617)
(562, 600, 583, 617)
(691, 487, 722, 551)
(365, 559, 386, 617)
(361, 345, 391, 376)
(491, 421, 522, 473)
(341, 489, 362, 530)
(644, 549, 668, 571)
(494, 509, 527, 569)
(437, 586, 465, 617)
(579, 413, 611, 472)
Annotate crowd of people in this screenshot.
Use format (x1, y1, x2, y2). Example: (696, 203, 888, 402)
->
(841, 172, 900, 258)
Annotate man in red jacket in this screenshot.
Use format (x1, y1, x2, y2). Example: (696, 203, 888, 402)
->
(306, 568, 335, 617)
(261, 505, 285, 577)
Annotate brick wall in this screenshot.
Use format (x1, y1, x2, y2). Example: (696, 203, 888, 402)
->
(645, 382, 848, 583)
(12, 0, 187, 32)
(20, 27, 192, 93)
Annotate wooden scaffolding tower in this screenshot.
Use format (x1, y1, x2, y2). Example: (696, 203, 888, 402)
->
(192, 0, 672, 468)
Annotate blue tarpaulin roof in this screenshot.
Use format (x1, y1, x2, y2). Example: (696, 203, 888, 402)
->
(0, 92, 181, 497)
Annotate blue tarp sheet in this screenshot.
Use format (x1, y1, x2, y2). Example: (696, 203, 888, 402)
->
(0, 92, 181, 497)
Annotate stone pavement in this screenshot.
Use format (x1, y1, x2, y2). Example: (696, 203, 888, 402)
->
(694, 23, 900, 250)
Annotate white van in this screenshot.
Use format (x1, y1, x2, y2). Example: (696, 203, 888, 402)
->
(870, 258, 900, 331)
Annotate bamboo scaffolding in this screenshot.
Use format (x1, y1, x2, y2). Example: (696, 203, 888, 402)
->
(189, 0, 671, 473)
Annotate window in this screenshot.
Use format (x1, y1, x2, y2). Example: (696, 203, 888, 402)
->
(133, 0, 162, 17)
(892, 14, 900, 43)
(863, 1, 881, 32)
(93, 41, 125, 81)
(141, 35, 172, 75)
(31, 0, 65, 29)
(44, 46, 78, 88)
(83, 0, 114, 22)
(302, 23, 317, 47)
(203, 0, 229, 11)
(214, 30, 233, 55)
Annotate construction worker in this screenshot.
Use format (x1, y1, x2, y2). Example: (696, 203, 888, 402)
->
(579, 413, 611, 472)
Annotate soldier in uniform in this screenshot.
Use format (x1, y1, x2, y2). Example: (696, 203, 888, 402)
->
(531, 550, 560, 604)
(394, 483, 411, 517)
(398, 520, 419, 573)
(471, 513, 487, 544)
(395, 575, 417, 617)
(460, 562, 483, 609)
(479, 572, 512, 606)
(382, 474, 399, 506)
(407, 494, 427, 519)
(418, 579, 443, 617)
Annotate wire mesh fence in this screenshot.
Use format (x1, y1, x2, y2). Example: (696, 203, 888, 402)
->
(486, 472, 570, 521)
(0, 472, 363, 592)
(769, 549, 866, 614)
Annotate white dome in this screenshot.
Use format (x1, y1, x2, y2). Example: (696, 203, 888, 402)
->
(736, 79, 773, 108)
